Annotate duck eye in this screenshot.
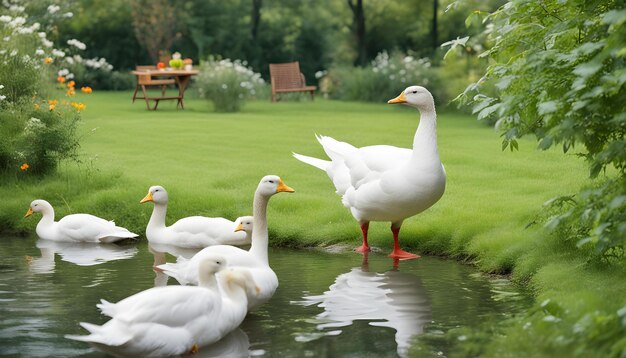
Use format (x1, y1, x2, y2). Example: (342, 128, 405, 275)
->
(269, 180, 274, 184)
(412, 90, 418, 94)
(216, 261, 221, 265)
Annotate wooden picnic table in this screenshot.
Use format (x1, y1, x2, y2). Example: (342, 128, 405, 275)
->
(131, 69, 199, 110)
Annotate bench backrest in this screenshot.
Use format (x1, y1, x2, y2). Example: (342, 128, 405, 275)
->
(269, 62, 305, 90)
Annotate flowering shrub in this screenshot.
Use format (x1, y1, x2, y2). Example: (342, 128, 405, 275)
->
(321, 51, 446, 105)
(195, 57, 266, 112)
(0, 2, 91, 176)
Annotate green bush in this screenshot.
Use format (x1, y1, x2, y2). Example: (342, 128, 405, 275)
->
(457, 0, 626, 260)
(321, 51, 447, 105)
(195, 57, 266, 112)
(0, 4, 84, 176)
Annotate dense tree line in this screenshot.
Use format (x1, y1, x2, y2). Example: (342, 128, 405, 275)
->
(56, 0, 502, 82)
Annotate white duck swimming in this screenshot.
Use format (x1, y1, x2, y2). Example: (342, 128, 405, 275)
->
(293, 86, 446, 260)
(158, 175, 294, 310)
(66, 254, 258, 357)
(24, 200, 138, 243)
(140, 185, 252, 249)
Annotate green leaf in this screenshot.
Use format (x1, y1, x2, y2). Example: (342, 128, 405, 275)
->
(573, 61, 603, 79)
(538, 136, 553, 150)
(538, 101, 558, 115)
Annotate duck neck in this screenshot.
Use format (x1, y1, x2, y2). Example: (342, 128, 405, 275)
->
(249, 192, 269, 265)
(147, 203, 167, 231)
(411, 107, 440, 162)
(198, 271, 219, 289)
(221, 280, 247, 301)
(37, 207, 55, 229)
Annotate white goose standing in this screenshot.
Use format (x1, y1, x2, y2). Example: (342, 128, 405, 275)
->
(158, 175, 294, 310)
(140, 185, 252, 248)
(24, 200, 138, 243)
(293, 86, 445, 259)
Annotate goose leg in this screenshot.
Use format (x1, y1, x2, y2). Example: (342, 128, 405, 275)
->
(388, 223, 420, 260)
(355, 222, 371, 253)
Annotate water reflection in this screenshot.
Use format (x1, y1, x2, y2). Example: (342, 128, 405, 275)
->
(27, 239, 138, 274)
(149, 244, 202, 287)
(190, 328, 250, 358)
(294, 254, 431, 358)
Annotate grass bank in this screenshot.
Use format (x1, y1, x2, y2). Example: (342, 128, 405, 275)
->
(1, 91, 624, 356)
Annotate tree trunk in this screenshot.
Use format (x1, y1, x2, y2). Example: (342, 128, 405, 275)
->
(432, 0, 438, 51)
(348, 0, 366, 67)
(251, 0, 262, 41)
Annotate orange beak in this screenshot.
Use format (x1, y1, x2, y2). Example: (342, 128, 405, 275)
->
(24, 207, 34, 218)
(276, 179, 295, 193)
(140, 191, 153, 204)
(387, 91, 407, 104)
(234, 222, 244, 232)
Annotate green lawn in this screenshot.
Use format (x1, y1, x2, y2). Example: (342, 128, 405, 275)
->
(3, 91, 588, 256)
(2, 91, 624, 356)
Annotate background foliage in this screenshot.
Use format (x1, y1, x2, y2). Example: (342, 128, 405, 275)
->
(457, 0, 626, 260)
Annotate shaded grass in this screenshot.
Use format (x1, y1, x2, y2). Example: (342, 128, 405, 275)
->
(2, 91, 624, 356)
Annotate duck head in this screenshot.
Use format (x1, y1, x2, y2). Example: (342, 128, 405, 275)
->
(256, 175, 295, 197)
(24, 199, 53, 218)
(388, 86, 435, 112)
(234, 216, 254, 233)
(140, 185, 168, 205)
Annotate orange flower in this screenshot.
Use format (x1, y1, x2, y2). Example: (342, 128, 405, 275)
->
(67, 81, 75, 89)
(67, 89, 75, 96)
(20, 163, 29, 171)
(44, 57, 53, 64)
(57, 76, 66, 83)
(71, 102, 86, 112)
(81, 86, 93, 94)
(48, 99, 58, 111)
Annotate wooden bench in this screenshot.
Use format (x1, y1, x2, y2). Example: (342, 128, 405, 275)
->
(269, 61, 317, 102)
(132, 66, 178, 110)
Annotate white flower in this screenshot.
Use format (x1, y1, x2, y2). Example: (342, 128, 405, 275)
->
(66, 73, 74, 80)
(172, 52, 181, 60)
(42, 39, 53, 48)
(65, 56, 74, 64)
(67, 39, 86, 50)
(10, 50, 17, 57)
(9, 16, 26, 28)
(58, 69, 69, 76)
(38, 32, 46, 39)
(0, 84, 4, 89)
(63, 12, 73, 18)
(9, 5, 25, 13)
(52, 49, 65, 57)
(35, 49, 44, 55)
(47, 5, 60, 14)
(18, 27, 33, 34)
(0, 16, 11, 23)
(3, 36, 10, 42)
(0, 95, 6, 101)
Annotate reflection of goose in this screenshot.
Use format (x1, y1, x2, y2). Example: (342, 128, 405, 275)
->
(149, 244, 203, 287)
(27, 239, 138, 274)
(295, 255, 431, 358)
(193, 328, 250, 358)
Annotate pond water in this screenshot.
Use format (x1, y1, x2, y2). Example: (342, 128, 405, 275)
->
(0, 236, 530, 357)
